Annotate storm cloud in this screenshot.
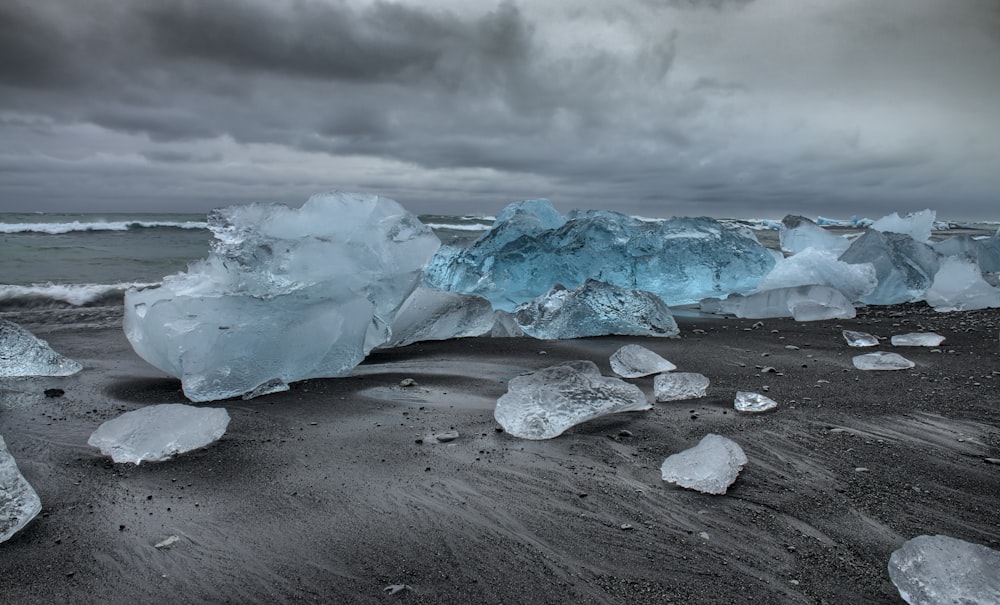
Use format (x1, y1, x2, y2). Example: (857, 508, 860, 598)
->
(0, 0, 998, 218)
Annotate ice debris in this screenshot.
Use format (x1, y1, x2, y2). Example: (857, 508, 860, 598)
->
(660, 434, 747, 495)
(653, 372, 710, 402)
(0, 435, 42, 543)
(0, 319, 82, 377)
(924, 257, 1000, 312)
(124, 192, 440, 402)
(870, 209, 935, 243)
(756, 247, 876, 303)
(494, 361, 651, 440)
(779, 215, 851, 255)
(423, 199, 776, 310)
(891, 333, 945, 347)
(513, 280, 679, 340)
(852, 352, 915, 371)
(734, 391, 778, 413)
(839, 230, 940, 306)
(609, 344, 676, 378)
(888, 535, 1000, 605)
(705, 285, 855, 321)
(843, 330, 879, 347)
(386, 287, 500, 348)
(88, 404, 231, 464)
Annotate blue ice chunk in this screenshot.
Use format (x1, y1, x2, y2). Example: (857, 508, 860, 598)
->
(839, 230, 940, 305)
(779, 215, 851, 255)
(423, 200, 775, 311)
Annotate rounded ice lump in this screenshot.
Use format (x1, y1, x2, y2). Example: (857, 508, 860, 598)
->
(660, 434, 747, 495)
(123, 192, 441, 402)
(888, 535, 1000, 605)
(88, 404, 231, 464)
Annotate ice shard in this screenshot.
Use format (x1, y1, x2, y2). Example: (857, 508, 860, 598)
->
(709, 285, 856, 321)
(843, 330, 879, 347)
(852, 352, 915, 371)
(891, 333, 945, 347)
(870, 209, 936, 242)
(839, 230, 941, 305)
(423, 199, 775, 311)
(1, 435, 41, 543)
(888, 535, 1000, 605)
(494, 361, 651, 440)
(513, 280, 679, 340)
(88, 404, 231, 464)
(123, 192, 440, 402)
(756, 248, 876, 303)
(653, 372, 709, 402)
(924, 257, 1000, 312)
(734, 391, 778, 413)
(660, 434, 747, 495)
(385, 288, 500, 348)
(0, 319, 82, 377)
(778, 215, 851, 255)
(610, 345, 676, 378)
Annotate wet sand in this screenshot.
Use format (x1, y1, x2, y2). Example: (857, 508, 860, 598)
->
(1, 304, 998, 604)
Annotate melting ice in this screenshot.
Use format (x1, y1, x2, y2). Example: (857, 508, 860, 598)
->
(88, 404, 231, 464)
(0, 435, 42, 543)
(891, 333, 945, 347)
(653, 373, 710, 402)
(888, 535, 1000, 605)
(734, 392, 778, 413)
(609, 345, 676, 378)
(843, 330, 879, 347)
(0, 320, 82, 378)
(660, 434, 747, 495)
(852, 352, 915, 371)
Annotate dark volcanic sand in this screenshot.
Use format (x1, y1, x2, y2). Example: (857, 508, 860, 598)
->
(1, 304, 998, 604)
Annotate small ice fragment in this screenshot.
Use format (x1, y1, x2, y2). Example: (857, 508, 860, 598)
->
(653, 372, 709, 402)
(155, 535, 180, 549)
(610, 344, 676, 378)
(888, 535, 1000, 604)
(0, 319, 82, 377)
(660, 434, 747, 495)
(890, 332, 945, 347)
(734, 391, 778, 413)
(1, 435, 42, 543)
(494, 361, 650, 440)
(843, 330, 878, 347)
(242, 378, 289, 400)
(852, 352, 915, 371)
(88, 404, 231, 464)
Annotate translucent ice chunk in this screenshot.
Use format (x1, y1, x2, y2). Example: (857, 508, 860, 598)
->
(88, 404, 231, 464)
(870, 209, 935, 243)
(1, 435, 42, 543)
(843, 330, 879, 347)
(423, 199, 775, 311)
(124, 192, 440, 402)
(609, 345, 677, 378)
(713, 285, 856, 321)
(891, 333, 945, 347)
(756, 248, 876, 302)
(513, 280, 679, 340)
(778, 215, 851, 255)
(839, 230, 940, 305)
(0, 319, 82, 377)
(852, 352, 915, 371)
(386, 288, 499, 348)
(653, 372, 709, 402)
(734, 391, 778, 413)
(660, 434, 747, 495)
(924, 257, 1000, 312)
(494, 361, 651, 440)
(888, 535, 1000, 605)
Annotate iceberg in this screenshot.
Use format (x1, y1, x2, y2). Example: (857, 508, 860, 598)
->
(385, 288, 500, 348)
(494, 361, 651, 440)
(778, 215, 851, 255)
(852, 352, 915, 371)
(933, 230, 1000, 274)
(653, 372, 709, 402)
(891, 333, 945, 347)
(609, 344, 676, 378)
(88, 404, 231, 464)
(870, 209, 935, 243)
(0, 319, 82, 377)
(513, 280, 679, 340)
(843, 330, 879, 347)
(924, 257, 1000, 312)
(839, 230, 940, 305)
(660, 434, 747, 495)
(888, 535, 1000, 605)
(756, 247, 876, 303)
(734, 391, 778, 413)
(1, 435, 42, 543)
(423, 199, 775, 311)
(123, 192, 441, 402)
(709, 285, 856, 321)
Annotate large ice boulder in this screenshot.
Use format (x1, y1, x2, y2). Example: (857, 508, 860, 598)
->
(924, 257, 1000, 312)
(88, 404, 231, 464)
(756, 247, 876, 303)
(932, 229, 1000, 274)
(888, 535, 1000, 605)
(838, 230, 940, 305)
(124, 192, 441, 402)
(423, 199, 775, 310)
(1, 435, 42, 543)
(513, 280, 679, 340)
(870, 209, 936, 242)
(779, 215, 851, 255)
(494, 361, 651, 440)
(0, 319, 82, 377)
(385, 288, 501, 348)
(706, 285, 856, 321)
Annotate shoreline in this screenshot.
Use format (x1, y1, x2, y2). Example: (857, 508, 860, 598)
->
(1, 304, 998, 603)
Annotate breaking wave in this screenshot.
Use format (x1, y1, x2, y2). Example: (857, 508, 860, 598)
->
(0, 220, 209, 234)
(0, 282, 159, 310)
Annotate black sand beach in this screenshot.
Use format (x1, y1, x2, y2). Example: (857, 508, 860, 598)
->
(1, 305, 998, 604)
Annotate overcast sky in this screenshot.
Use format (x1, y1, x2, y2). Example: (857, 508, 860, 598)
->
(1, 0, 998, 219)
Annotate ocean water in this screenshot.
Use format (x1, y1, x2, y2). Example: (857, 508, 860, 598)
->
(1, 210, 996, 313)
